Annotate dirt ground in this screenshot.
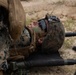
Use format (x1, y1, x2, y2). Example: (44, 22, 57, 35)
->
(21, 0, 76, 75)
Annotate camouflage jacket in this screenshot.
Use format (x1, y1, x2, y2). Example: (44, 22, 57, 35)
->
(0, 0, 25, 70)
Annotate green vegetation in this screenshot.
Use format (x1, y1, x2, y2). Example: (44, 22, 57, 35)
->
(26, 18, 32, 25)
(63, 38, 74, 49)
(64, 18, 76, 31)
(62, 18, 76, 49)
(54, 0, 64, 5)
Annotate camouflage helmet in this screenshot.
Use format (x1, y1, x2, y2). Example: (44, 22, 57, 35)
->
(41, 14, 65, 53)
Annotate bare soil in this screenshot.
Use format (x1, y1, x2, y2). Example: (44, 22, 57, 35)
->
(21, 0, 76, 75)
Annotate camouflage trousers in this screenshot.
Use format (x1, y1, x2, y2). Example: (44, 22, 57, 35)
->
(0, 30, 10, 70)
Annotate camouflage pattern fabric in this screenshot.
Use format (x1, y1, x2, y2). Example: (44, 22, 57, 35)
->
(0, 0, 25, 70)
(0, 30, 10, 70)
(0, 6, 10, 70)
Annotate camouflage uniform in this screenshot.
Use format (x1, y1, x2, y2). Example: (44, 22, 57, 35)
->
(0, 0, 25, 71)
(0, 30, 10, 70)
(0, 3, 10, 70)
